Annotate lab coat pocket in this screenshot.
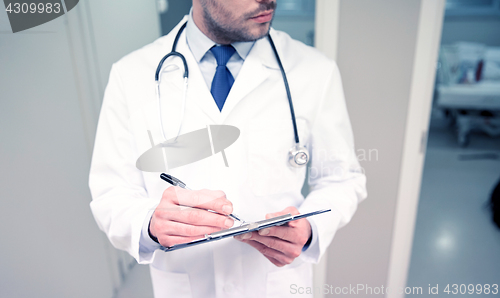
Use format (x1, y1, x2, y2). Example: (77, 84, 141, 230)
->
(266, 262, 313, 298)
(248, 118, 309, 197)
(150, 265, 193, 298)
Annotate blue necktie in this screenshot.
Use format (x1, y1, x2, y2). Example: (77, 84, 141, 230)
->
(210, 45, 236, 111)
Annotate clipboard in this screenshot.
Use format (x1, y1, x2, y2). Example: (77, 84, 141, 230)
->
(159, 209, 331, 252)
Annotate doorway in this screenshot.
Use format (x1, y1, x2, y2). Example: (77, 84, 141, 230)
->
(407, 0, 500, 295)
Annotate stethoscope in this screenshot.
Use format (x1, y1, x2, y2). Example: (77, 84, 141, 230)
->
(155, 22, 309, 168)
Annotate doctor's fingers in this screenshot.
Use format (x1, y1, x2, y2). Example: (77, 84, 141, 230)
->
(258, 222, 310, 245)
(242, 232, 302, 259)
(162, 207, 234, 229)
(157, 235, 204, 248)
(241, 239, 292, 267)
(164, 187, 232, 215)
(257, 226, 296, 243)
(153, 220, 222, 237)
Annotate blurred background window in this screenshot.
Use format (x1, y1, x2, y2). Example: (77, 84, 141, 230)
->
(273, 0, 315, 46)
(445, 0, 500, 16)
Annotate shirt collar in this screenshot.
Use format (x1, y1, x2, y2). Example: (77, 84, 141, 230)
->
(186, 9, 254, 62)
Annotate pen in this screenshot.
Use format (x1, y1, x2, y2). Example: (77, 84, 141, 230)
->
(160, 173, 243, 224)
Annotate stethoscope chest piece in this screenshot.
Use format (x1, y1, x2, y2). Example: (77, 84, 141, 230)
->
(288, 145, 309, 168)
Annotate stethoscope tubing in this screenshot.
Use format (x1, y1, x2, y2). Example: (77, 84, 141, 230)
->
(266, 35, 300, 145)
(155, 21, 308, 166)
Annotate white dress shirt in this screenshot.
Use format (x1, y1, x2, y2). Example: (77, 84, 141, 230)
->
(185, 10, 255, 89)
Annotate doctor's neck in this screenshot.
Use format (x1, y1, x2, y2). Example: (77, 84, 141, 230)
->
(192, 0, 275, 45)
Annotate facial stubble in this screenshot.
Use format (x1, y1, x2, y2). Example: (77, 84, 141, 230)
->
(200, 0, 276, 44)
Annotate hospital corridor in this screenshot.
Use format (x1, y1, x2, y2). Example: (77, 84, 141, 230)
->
(407, 127, 500, 295)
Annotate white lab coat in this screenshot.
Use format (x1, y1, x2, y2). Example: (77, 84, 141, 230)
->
(89, 17, 367, 298)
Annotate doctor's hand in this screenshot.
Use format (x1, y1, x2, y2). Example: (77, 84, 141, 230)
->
(234, 206, 311, 267)
(149, 186, 234, 247)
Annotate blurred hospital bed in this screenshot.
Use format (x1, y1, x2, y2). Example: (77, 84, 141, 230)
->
(436, 42, 500, 146)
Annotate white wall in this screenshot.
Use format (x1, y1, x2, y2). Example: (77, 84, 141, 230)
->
(0, 1, 160, 297)
(326, 0, 420, 290)
(314, 1, 444, 297)
(0, 16, 115, 298)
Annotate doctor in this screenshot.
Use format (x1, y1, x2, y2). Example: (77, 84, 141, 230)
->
(89, 0, 367, 297)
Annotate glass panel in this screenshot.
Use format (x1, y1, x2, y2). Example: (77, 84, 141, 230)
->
(446, 0, 495, 9)
(276, 0, 315, 16)
(159, 0, 191, 36)
(273, 0, 316, 46)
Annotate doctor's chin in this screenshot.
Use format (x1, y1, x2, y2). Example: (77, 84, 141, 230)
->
(2, 0, 499, 298)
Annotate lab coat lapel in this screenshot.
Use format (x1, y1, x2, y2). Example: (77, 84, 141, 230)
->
(161, 23, 281, 124)
(156, 17, 221, 124)
(220, 37, 278, 120)
(174, 32, 224, 123)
